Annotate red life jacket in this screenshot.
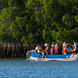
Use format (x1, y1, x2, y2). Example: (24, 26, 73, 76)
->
(50, 48, 53, 54)
(45, 46, 49, 51)
(73, 45, 75, 49)
(73, 43, 78, 50)
(54, 46, 59, 52)
(62, 46, 67, 54)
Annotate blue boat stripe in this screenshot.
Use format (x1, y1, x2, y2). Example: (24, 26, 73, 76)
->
(30, 52, 71, 58)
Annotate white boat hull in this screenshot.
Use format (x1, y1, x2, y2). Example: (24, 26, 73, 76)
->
(29, 54, 78, 61)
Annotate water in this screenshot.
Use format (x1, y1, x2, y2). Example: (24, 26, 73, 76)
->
(0, 59, 78, 78)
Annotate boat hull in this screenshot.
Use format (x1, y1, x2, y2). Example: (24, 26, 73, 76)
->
(27, 51, 78, 61)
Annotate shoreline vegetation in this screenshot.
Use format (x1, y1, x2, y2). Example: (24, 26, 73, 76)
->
(0, 0, 78, 45)
(0, 0, 78, 58)
(0, 43, 35, 58)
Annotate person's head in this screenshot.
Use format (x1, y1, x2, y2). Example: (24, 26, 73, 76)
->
(73, 40, 76, 44)
(37, 44, 40, 47)
(44, 43, 49, 47)
(55, 44, 58, 46)
(51, 44, 54, 47)
(63, 42, 66, 46)
(63, 42, 66, 44)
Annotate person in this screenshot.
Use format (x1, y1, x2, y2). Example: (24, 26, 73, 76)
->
(44, 43, 50, 56)
(54, 44, 59, 55)
(50, 45, 54, 55)
(67, 44, 70, 54)
(59, 45, 62, 54)
(70, 41, 78, 53)
(35, 44, 42, 57)
(62, 42, 67, 55)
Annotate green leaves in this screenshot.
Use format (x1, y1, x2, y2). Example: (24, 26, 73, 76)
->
(62, 14, 74, 29)
(75, 15, 78, 23)
(63, 28, 78, 43)
(0, 0, 78, 44)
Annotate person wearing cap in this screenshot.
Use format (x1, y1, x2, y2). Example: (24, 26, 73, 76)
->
(50, 45, 54, 55)
(54, 44, 59, 55)
(44, 43, 50, 56)
(62, 42, 67, 55)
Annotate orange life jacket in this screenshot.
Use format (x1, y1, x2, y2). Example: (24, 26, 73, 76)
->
(62, 46, 67, 54)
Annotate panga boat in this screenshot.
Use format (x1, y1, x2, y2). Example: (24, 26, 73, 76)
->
(26, 50, 78, 61)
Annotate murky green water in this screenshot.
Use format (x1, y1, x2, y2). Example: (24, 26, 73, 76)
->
(0, 59, 78, 78)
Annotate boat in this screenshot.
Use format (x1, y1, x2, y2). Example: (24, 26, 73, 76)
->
(26, 50, 78, 61)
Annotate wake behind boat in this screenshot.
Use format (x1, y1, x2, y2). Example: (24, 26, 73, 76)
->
(26, 51, 78, 61)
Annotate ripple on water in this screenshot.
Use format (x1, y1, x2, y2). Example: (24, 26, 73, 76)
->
(0, 59, 78, 78)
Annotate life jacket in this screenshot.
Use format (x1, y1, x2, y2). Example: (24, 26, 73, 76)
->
(54, 46, 59, 52)
(72, 45, 75, 49)
(50, 48, 53, 54)
(38, 46, 42, 50)
(45, 46, 51, 54)
(45, 46, 47, 50)
(62, 46, 67, 54)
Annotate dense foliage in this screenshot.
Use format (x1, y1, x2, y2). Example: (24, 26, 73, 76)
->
(0, 0, 78, 44)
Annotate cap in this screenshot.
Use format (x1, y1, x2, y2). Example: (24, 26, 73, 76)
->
(44, 43, 49, 46)
(51, 45, 54, 47)
(55, 44, 58, 46)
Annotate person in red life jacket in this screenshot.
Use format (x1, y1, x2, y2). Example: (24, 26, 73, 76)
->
(50, 45, 54, 55)
(54, 44, 59, 55)
(62, 42, 67, 55)
(70, 41, 78, 53)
